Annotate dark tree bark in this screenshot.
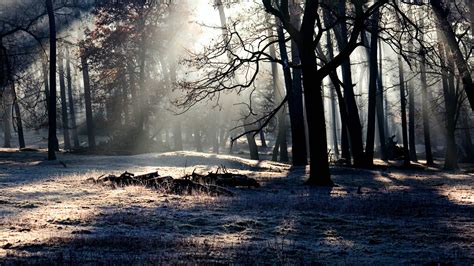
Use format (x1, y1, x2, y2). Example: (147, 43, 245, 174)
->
(420, 47, 434, 165)
(299, 1, 332, 186)
(329, 81, 339, 158)
(460, 107, 473, 163)
(42, 58, 51, 112)
(2, 86, 12, 148)
(259, 125, 267, 148)
(438, 36, 458, 169)
(288, 2, 308, 166)
(376, 36, 387, 161)
(363, 6, 380, 165)
(408, 76, 417, 161)
(42, 56, 59, 150)
(431, 0, 474, 110)
(333, 1, 366, 167)
(323, 20, 351, 162)
(46, 0, 57, 160)
(58, 48, 71, 150)
(80, 49, 96, 148)
(244, 123, 260, 160)
(398, 55, 411, 166)
(66, 46, 80, 148)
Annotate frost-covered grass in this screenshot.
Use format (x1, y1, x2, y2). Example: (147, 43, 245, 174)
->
(0, 149, 473, 264)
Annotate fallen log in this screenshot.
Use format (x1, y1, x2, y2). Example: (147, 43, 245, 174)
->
(186, 166, 259, 188)
(88, 168, 259, 196)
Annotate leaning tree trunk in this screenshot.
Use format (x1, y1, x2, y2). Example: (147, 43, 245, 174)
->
(58, 48, 71, 150)
(431, 0, 474, 110)
(334, 1, 365, 166)
(65, 46, 79, 148)
(323, 20, 350, 162)
(46, 0, 57, 160)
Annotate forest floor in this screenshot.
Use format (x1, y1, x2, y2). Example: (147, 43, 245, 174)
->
(0, 149, 473, 264)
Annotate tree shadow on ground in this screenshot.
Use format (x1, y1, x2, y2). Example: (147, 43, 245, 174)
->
(1, 155, 473, 264)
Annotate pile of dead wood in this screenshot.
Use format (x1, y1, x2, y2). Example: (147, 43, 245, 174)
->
(87, 167, 259, 196)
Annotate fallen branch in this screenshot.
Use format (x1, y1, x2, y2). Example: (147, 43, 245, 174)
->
(87, 168, 259, 197)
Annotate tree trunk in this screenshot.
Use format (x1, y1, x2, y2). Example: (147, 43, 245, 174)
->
(363, 7, 380, 165)
(460, 107, 473, 163)
(58, 48, 71, 150)
(194, 127, 203, 152)
(244, 125, 259, 160)
(259, 127, 267, 148)
(334, 1, 365, 166)
(66, 46, 80, 148)
(300, 2, 332, 186)
(431, 0, 474, 110)
(324, 23, 351, 162)
(46, 0, 57, 160)
(1, 41, 25, 149)
(272, 21, 289, 162)
(324, 32, 340, 159)
(398, 55, 410, 166)
(12, 84, 25, 149)
(420, 48, 434, 165)
(287, 3, 309, 166)
(272, 20, 304, 164)
(376, 37, 387, 161)
(2, 86, 12, 148)
(80, 50, 96, 148)
(438, 36, 458, 169)
(329, 82, 339, 158)
(408, 76, 417, 162)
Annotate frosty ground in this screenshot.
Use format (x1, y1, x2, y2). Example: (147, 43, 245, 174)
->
(0, 149, 472, 264)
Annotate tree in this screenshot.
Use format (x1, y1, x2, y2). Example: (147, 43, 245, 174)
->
(65, 46, 80, 148)
(46, 0, 57, 160)
(430, 0, 473, 111)
(397, 53, 411, 166)
(331, 1, 367, 167)
(263, 0, 387, 185)
(363, 2, 381, 165)
(58, 47, 71, 150)
(80, 49, 95, 148)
